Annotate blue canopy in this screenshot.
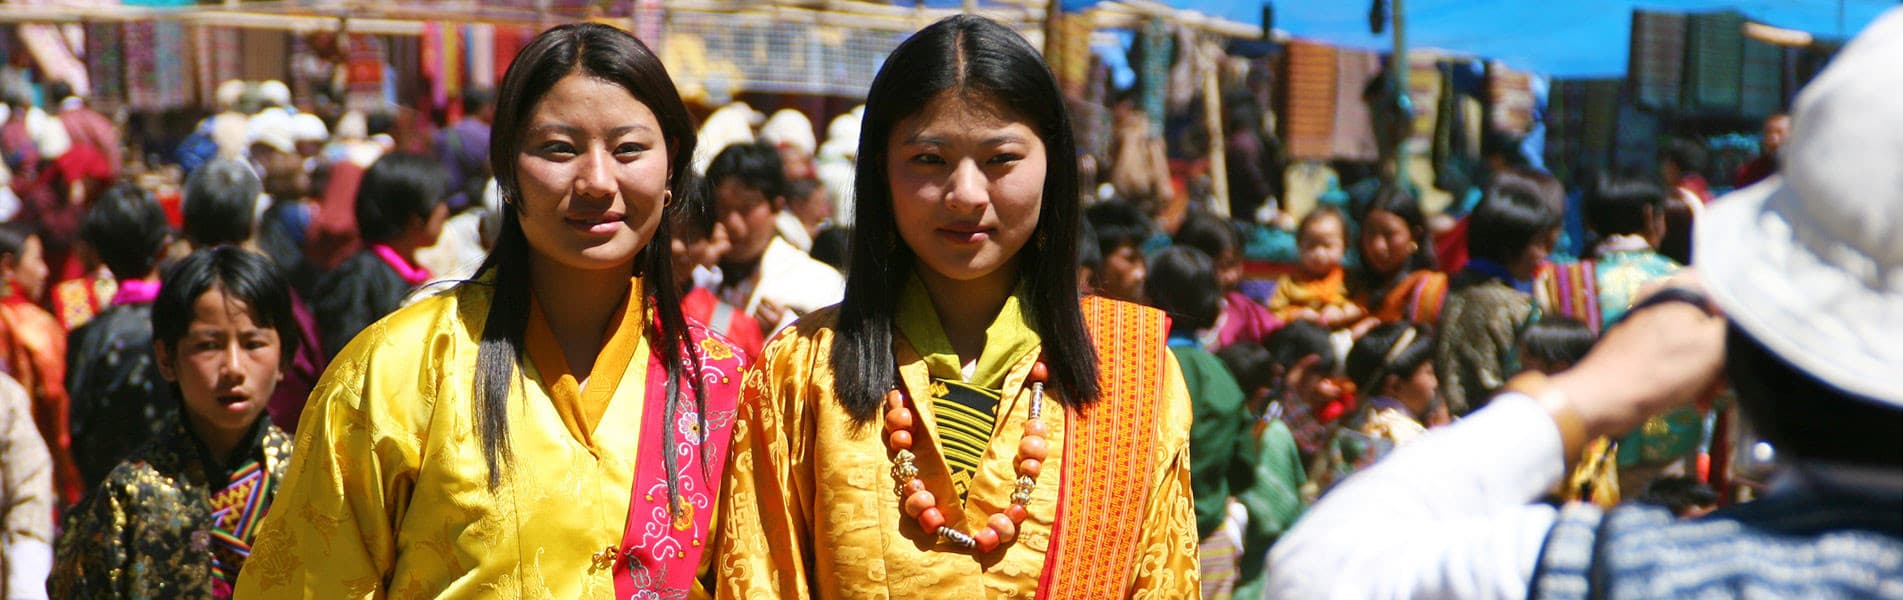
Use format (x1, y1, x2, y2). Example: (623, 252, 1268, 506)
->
(1243, 0, 1893, 77)
(1047, 0, 1894, 78)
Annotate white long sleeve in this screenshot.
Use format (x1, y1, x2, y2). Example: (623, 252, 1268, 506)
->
(1267, 393, 1566, 599)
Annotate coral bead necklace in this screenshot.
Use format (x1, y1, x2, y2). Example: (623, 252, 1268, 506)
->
(886, 360, 1051, 553)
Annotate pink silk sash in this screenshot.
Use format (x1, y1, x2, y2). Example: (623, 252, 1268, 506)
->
(613, 327, 747, 598)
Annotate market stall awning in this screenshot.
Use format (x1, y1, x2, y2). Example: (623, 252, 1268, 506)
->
(1264, 0, 1895, 78)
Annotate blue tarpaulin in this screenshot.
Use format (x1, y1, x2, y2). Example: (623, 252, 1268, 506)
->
(1049, 0, 1895, 78)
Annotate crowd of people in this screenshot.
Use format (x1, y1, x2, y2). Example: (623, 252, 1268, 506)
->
(0, 8, 1898, 600)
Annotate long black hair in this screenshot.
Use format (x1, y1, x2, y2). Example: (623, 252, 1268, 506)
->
(474, 23, 702, 492)
(833, 14, 1097, 422)
(1352, 184, 1437, 298)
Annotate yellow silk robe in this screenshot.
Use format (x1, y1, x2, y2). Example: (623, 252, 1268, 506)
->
(715, 307, 1201, 599)
(234, 281, 666, 598)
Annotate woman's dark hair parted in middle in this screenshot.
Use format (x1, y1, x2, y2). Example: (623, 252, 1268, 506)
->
(474, 22, 702, 489)
(355, 152, 448, 244)
(834, 14, 1096, 423)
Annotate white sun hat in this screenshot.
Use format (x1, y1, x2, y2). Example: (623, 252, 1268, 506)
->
(1694, 6, 1903, 407)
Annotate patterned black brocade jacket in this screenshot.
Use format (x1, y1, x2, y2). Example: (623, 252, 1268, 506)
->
(51, 415, 292, 598)
(65, 303, 177, 492)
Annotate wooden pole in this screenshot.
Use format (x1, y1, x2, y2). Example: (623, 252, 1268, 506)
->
(1388, 0, 1408, 184)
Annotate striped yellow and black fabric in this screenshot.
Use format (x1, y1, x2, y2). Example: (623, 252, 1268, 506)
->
(928, 378, 1002, 501)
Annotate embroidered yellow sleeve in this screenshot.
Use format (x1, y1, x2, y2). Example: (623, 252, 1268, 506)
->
(1129, 355, 1204, 598)
(234, 350, 416, 599)
(714, 330, 818, 600)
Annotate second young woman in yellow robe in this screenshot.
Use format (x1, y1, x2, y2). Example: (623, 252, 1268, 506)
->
(235, 24, 746, 598)
(715, 15, 1199, 599)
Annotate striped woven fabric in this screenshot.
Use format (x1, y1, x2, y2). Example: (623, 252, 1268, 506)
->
(927, 379, 1002, 501)
(1489, 61, 1535, 136)
(241, 29, 291, 83)
(85, 23, 124, 106)
(1629, 10, 1685, 110)
(1740, 37, 1784, 119)
(1682, 11, 1745, 112)
(1331, 49, 1383, 162)
(1281, 40, 1337, 161)
(196, 26, 243, 108)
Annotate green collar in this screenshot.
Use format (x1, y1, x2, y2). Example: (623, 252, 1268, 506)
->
(894, 275, 1040, 390)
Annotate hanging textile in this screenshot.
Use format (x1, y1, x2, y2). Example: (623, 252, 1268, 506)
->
(1330, 49, 1381, 162)
(1682, 11, 1745, 112)
(199, 26, 243, 108)
(1139, 18, 1171, 138)
(125, 21, 190, 111)
(386, 35, 425, 115)
(1050, 12, 1094, 99)
(18, 25, 89, 95)
(633, 0, 664, 48)
(1405, 53, 1442, 151)
(343, 34, 387, 112)
(241, 29, 291, 84)
(1628, 10, 1685, 110)
(492, 26, 533, 87)
(1611, 99, 1661, 171)
(1580, 80, 1620, 167)
(1488, 61, 1535, 135)
(124, 22, 159, 110)
(85, 22, 124, 106)
(1280, 40, 1336, 162)
(1739, 37, 1782, 120)
(423, 23, 465, 116)
(464, 25, 495, 91)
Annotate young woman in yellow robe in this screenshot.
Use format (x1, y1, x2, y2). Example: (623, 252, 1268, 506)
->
(714, 15, 1200, 599)
(235, 24, 746, 598)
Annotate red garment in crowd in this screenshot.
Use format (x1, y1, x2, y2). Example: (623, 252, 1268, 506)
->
(30, 142, 115, 282)
(0, 293, 81, 505)
(681, 286, 764, 359)
(305, 160, 365, 271)
(1675, 173, 1715, 203)
(1733, 154, 1777, 189)
(59, 107, 123, 177)
(1435, 215, 1472, 275)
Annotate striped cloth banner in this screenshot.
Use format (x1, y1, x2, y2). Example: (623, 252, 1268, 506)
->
(1629, 10, 1685, 110)
(1280, 40, 1337, 161)
(1740, 37, 1784, 119)
(85, 22, 124, 106)
(1682, 11, 1745, 112)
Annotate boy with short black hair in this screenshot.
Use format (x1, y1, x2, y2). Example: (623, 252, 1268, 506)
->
(53, 247, 300, 598)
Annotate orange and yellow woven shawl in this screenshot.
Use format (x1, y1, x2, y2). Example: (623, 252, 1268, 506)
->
(1037, 296, 1169, 599)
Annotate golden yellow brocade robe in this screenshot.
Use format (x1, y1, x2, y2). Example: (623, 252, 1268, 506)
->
(234, 281, 663, 598)
(716, 307, 1201, 599)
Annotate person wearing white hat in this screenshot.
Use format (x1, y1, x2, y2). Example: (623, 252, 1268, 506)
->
(1267, 8, 1903, 599)
(258, 80, 292, 110)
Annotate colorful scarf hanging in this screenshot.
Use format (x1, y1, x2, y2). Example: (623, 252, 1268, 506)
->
(464, 24, 496, 90)
(85, 23, 124, 107)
